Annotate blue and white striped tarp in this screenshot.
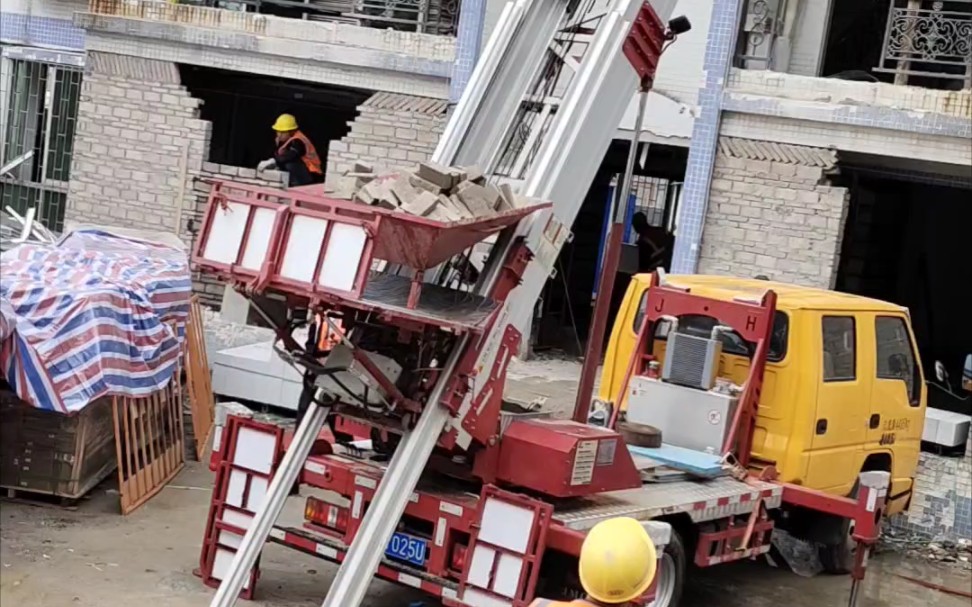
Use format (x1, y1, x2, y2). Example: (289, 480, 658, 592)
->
(0, 230, 191, 413)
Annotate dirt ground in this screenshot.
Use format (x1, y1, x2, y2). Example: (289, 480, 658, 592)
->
(2, 357, 970, 606)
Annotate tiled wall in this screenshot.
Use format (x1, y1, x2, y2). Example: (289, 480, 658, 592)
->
(449, 0, 487, 102)
(0, 13, 84, 50)
(893, 435, 972, 541)
(670, 0, 744, 274)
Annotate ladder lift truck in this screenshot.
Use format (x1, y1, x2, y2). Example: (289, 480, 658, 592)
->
(191, 0, 891, 605)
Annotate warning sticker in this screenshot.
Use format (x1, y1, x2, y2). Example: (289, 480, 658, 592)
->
(571, 440, 598, 485)
(596, 439, 617, 467)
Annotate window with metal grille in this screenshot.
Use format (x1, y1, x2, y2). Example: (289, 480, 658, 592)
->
(0, 56, 82, 231)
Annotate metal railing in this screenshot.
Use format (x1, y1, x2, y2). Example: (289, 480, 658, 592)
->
(0, 56, 82, 232)
(876, 0, 972, 88)
(181, 0, 459, 35)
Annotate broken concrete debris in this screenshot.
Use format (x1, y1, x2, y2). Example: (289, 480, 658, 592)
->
(339, 162, 536, 221)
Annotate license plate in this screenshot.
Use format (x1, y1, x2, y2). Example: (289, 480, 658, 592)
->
(385, 531, 428, 567)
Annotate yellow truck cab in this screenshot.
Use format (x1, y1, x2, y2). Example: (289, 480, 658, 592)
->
(600, 274, 926, 525)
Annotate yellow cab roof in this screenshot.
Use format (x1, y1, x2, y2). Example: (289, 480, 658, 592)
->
(633, 274, 908, 314)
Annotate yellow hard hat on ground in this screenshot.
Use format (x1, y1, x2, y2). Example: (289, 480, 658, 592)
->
(578, 517, 657, 604)
(272, 113, 298, 132)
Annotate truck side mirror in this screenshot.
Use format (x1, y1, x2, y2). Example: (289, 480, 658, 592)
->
(935, 360, 947, 383)
(963, 355, 971, 392)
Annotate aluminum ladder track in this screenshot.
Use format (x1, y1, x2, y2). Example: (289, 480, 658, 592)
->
(209, 1, 676, 605)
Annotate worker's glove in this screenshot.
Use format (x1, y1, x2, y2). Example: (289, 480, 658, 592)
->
(257, 158, 276, 172)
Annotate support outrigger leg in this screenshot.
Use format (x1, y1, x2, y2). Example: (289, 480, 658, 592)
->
(846, 471, 890, 607)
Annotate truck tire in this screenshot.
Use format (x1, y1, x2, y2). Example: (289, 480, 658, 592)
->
(653, 529, 686, 607)
(816, 484, 858, 574)
(817, 517, 854, 574)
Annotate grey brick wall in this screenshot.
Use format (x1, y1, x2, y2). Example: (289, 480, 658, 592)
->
(67, 52, 287, 307)
(66, 52, 209, 245)
(697, 139, 850, 289)
(326, 92, 448, 191)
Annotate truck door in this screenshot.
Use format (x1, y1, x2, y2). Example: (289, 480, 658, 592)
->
(806, 314, 867, 494)
(867, 314, 924, 503)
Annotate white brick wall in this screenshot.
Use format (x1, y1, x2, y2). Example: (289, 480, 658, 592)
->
(326, 93, 448, 190)
(67, 53, 209, 244)
(697, 147, 849, 289)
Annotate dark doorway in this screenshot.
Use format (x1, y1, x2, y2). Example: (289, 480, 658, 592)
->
(178, 66, 371, 180)
(532, 141, 688, 355)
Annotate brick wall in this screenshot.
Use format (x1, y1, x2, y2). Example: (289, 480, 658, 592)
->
(326, 92, 448, 191)
(893, 433, 972, 541)
(189, 162, 287, 307)
(67, 52, 287, 308)
(67, 52, 209, 244)
(697, 137, 849, 289)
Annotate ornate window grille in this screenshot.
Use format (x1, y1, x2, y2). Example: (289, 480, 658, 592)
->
(875, 0, 972, 87)
(736, 0, 785, 69)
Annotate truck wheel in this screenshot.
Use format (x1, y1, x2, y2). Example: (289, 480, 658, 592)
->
(652, 530, 686, 607)
(817, 518, 854, 574)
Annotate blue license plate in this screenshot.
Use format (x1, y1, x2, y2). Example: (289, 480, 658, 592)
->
(385, 531, 428, 567)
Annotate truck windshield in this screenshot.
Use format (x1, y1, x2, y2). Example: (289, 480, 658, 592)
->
(633, 296, 789, 362)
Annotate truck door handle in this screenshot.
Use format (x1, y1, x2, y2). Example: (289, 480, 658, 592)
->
(869, 414, 880, 429)
(816, 419, 828, 435)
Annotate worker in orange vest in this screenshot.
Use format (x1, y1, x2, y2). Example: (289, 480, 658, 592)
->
(529, 517, 658, 607)
(257, 113, 324, 187)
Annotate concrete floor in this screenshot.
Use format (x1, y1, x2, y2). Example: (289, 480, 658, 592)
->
(2, 357, 970, 606)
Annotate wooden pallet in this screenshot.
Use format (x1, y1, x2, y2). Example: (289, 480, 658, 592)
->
(185, 296, 215, 461)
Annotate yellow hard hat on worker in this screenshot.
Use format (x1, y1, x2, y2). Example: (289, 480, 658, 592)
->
(578, 517, 657, 604)
(272, 113, 299, 132)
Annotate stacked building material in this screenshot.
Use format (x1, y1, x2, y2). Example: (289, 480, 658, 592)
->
(340, 162, 533, 221)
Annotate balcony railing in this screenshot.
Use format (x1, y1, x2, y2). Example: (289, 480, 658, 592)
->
(179, 0, 459, 35)
(876, 0, 972, 88)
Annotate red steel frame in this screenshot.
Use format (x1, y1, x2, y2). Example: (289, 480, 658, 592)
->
(607, 274, 778, 469)
(451, 486, 553, 607)
(192, 181, 551, 323)
(193, 182, 376, 300)
(198, 415, 285, 598)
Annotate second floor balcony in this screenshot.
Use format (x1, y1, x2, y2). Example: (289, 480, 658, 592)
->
(76, 0, 457, 97)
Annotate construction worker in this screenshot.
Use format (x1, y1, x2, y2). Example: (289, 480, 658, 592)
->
(257, 113, 323, 187)
(632, 211, 674, 273)
(529, 517, 657, 607)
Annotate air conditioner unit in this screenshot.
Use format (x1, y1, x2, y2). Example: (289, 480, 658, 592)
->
(662, 333, 721, 390)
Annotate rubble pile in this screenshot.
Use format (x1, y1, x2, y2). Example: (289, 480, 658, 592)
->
(340, 162, 534, 221)
(879, 527, 972, 570)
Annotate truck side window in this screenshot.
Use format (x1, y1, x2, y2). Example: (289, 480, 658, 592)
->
(822, 316, 856, 382)
(876, 316, 920, 406)
(632, 290, 789, 362)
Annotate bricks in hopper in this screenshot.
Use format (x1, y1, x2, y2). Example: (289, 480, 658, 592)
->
(408, 172, 443, 194)
(401, 191, 438, 217)
(417, 162, 457, 190)
(455, 181, 498, 217)
(389, 175, 417, 206)
(463, 165, 485, 184)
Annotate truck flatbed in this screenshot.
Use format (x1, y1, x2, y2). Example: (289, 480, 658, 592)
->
(301, 448, 780, 530)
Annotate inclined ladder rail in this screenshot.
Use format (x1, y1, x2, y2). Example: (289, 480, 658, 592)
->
(209, 1, 677, 606)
